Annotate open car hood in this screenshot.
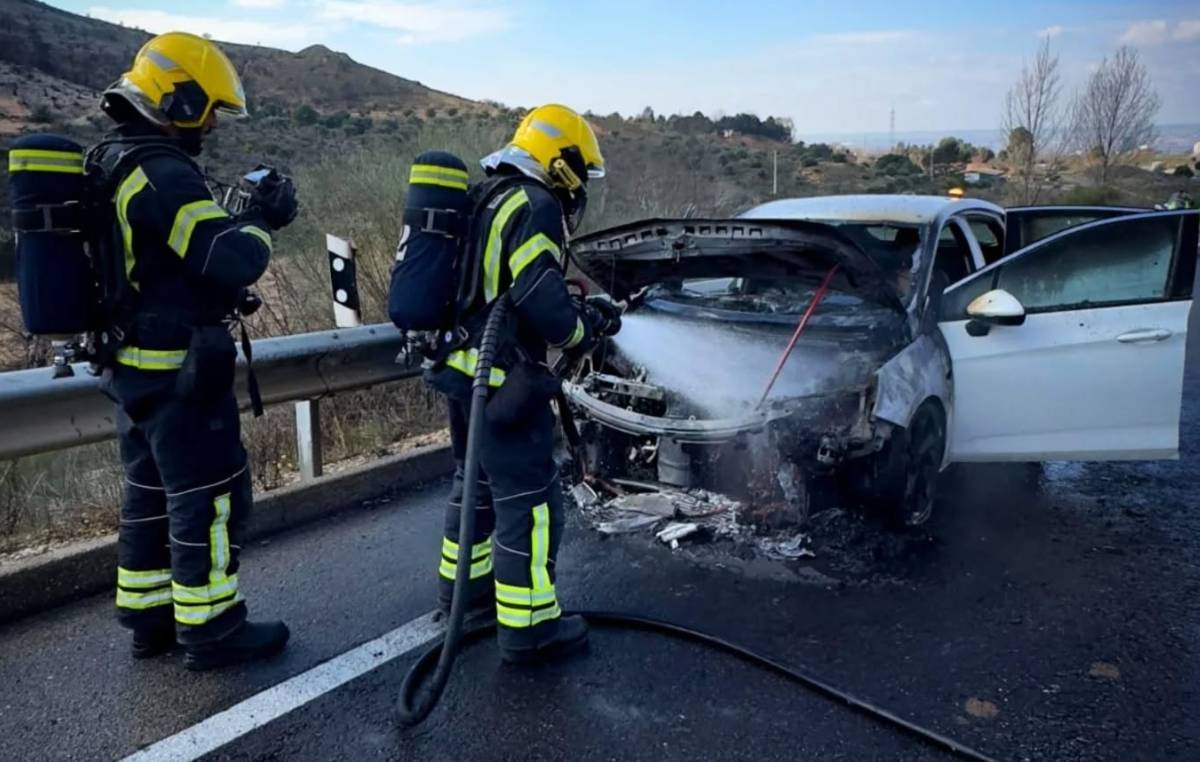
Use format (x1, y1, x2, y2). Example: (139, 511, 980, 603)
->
(571, 218, 902, 309)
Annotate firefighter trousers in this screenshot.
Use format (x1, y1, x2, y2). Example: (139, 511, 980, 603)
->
(107, 365, 251, 645)
(438, 396, 565, 651)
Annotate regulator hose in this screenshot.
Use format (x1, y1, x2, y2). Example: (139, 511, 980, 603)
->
(394, 298, 994, 762)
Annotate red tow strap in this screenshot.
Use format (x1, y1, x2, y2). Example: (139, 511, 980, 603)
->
(757, 264, 840, 406)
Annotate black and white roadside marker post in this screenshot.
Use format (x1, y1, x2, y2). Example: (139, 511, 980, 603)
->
(327, 234, 362, 329)
(296, 234, 363, 481)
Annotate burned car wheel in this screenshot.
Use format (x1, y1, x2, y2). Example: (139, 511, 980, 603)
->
(890, 403, 945, 528)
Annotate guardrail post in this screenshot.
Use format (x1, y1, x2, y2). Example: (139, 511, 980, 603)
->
(295, 399, 323, 480)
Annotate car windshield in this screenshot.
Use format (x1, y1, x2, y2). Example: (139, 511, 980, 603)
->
(821, 221, 923, 303)
(647, 221, 923, 311)
(648, 277, 865, 315)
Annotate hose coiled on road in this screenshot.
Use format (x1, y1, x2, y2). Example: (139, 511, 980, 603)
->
(395, 295, 994, 761)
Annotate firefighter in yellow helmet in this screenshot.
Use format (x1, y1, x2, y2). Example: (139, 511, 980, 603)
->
(427, 104, 620, 664)
(96, 32, 296, 670)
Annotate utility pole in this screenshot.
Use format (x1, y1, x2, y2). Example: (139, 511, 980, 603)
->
(772, 149, 778, 195)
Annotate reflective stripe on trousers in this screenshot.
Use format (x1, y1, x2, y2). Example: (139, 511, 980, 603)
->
(173, 492, 243, 626)
(115, 566, 173, 611)
(495, 503, 560, 629)
(439, 536, 494, 581)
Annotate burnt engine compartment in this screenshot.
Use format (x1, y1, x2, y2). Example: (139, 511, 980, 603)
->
(568, 343, 880, 518)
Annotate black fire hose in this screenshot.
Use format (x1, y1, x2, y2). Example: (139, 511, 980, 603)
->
(394, 305, 995, 761)
(395, 295, 511, 725)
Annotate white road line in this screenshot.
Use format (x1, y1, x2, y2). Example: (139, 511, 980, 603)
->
(122, 611, 443, 762)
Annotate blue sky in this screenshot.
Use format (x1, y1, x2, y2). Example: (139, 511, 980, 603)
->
(47, 1, 1200, 135)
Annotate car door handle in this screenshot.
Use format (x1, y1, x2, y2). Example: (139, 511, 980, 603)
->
(1117, 328, 1172, 344)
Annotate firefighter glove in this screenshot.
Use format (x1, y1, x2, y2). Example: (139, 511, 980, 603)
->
(248, 168, 298, 230)
(237, 288, 263, 317)
(583, 295, 622, 338)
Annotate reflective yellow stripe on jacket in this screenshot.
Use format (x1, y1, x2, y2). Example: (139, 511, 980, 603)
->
(241, 224, 273, 251)
(115, 166, 151, 288)
(445, 348, 507, 387)
(508, 232, 562, 281)
(115, 346, 188, 371)
(483, 189, 530, 302)
(168, 199, 228, 257)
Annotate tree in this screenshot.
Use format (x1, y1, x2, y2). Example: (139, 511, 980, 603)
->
(932, 136, 971, 165)
(639, 106, 655, 121)
(294, 104, 319, 126)
(1070, 45, 1160, 185)
(875, 153, 920, 176)
(1002, 38, 1064, 203)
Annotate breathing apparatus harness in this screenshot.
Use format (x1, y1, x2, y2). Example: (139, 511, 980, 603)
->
(8, 130, 270, 414)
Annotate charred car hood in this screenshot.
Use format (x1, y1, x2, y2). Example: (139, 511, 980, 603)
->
(571, 218, 902, 310)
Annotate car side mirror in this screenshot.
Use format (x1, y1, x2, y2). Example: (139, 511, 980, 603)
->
(965, 289, 1026, 336)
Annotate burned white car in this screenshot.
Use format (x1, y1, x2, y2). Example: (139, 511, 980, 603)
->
(564, 195, 1199, 528)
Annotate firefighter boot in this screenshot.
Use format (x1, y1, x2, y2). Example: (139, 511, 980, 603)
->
(436, 596, 497, 629)
(131, 625, 177, 659)
(500, 615, 589, 665)
(184, 620, 290, 672)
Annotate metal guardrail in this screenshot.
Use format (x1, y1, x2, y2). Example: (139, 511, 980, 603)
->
(0, 323, 418, 474)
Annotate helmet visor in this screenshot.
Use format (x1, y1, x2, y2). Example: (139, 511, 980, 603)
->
(215, 101, 249, 120)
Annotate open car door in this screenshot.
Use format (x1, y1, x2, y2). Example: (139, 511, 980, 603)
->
(940, 210, 1198, 462)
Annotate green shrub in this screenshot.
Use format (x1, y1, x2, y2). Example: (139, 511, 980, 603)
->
(1054, 185, 1122, 205)
(294, 104, 318, 126)
(875, 153, 920, 176)
(322, 110, 350, 129)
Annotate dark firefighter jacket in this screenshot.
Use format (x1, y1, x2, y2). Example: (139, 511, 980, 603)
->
(98, 126, 272, 369)
(446, 177, 589, 386)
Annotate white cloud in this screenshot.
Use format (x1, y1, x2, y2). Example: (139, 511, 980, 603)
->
(232, 0, 287, 8)
(1118, 19, 1200, 46)
(1119, 19, 1169, 46)
(1037, 25, 1063, 39)
(88, 6, 319, 48)
(1174, 20, 1200, 42)
(315, 2, 509, 45)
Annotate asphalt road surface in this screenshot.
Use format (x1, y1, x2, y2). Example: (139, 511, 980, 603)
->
(2, 317, 1198, 761)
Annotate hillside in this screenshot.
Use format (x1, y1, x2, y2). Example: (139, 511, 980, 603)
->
(0, 0, 476, 120)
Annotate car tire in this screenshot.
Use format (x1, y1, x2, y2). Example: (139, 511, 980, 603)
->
(886, 403, 946, 528)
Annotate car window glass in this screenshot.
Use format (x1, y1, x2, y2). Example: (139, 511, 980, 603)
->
(828, 222, 922, 304)
(652, 277, 864, 315)
(942, 215, 1179, 321)
(1022, 214, 1103, 246)
(932, 221, 974, 284)
(940, 270, 995, 320)
(968, 218, 1005, 265)
(997, 215, 1175, 311)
